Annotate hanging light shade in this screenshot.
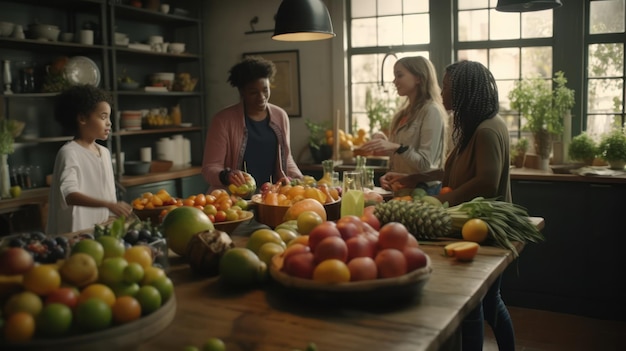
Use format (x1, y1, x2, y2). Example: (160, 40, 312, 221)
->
(272, 0, 336, 41)
(496, 0, 562, 12)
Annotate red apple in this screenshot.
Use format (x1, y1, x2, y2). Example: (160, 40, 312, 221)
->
(346, 236, 377, 260)
(375, 248, 407, 278)
(282, 252, 315, 279)
(307, 221, 341, 252)
(281, 243, 310, 261)
(336, 221, 361, 241)
(403, 247, 428, 272)
(313, 236, 348, 263)
(45, 287, 79, 309)
(0, 247, 34, 275)
(406, 234, 420, 248)
(348, 257, 378, 281)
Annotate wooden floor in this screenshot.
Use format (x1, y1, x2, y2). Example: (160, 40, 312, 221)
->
(483, 306, 626, 351)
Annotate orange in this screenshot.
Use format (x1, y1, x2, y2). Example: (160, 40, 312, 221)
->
(23, 264, 61, 296)
(283, 198, 327, 222)
(287, 185, 305, 199)
(75, 298, 112, 331)
(195, 193, 207, 207)
(112, 296, 142, 324)
(183, 198, 195, 207)
(440, 186, 453, 195)
(124, 245, 153, 268)
(79, 283, 116, 307)
(312, 259, 350, 283)
(3, 312, 35, 342)
(461, 218, 489, 243)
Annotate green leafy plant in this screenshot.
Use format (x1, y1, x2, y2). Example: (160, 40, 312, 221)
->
(508, 71, 575, 136)
(598, 128, 626, 163)
(365, 88, 394, 136)
(0, 119, 25, 155)
(304, 118, 330, 150)
(568, 132, 597, 163)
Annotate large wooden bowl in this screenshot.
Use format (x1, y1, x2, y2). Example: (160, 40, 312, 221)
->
(213, 210, 254, 234)
(0, 295, 176, 351)
(269, 255, 432, 305)
(133, 205, 176, 224)
(251, 195, 341, 228)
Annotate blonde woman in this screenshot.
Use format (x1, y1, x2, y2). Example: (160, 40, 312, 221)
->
(359, 56, 448, 194)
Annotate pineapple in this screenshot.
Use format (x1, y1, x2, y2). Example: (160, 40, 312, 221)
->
(374, 200, 452, 239)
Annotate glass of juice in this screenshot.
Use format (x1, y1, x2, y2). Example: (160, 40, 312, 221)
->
(340, 171, 364, 217)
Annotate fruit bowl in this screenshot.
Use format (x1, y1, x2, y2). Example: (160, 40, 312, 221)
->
(0, 295, 176, 351)
(213, 210, 254, 234)
(133, 206, 175, 224)
(269, 254, 432, 305)
(251, 195, 341, 228)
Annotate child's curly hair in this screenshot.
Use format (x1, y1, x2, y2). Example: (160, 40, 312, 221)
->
(227, 56, 276, 90)
(55, 84, 113, 136)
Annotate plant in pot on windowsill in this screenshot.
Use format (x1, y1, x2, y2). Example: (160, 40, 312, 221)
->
(304, 118, 332, 164)
(365, 88, 395, 138)
(508, 71, 575, 170)
(510, 137, 529, 168)
(598, 128, 626, 170)
(568, 132, 598, 166)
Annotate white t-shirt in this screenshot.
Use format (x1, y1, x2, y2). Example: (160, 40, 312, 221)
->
(46, 141, 117, 235)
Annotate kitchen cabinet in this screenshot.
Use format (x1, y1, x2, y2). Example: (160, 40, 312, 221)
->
(0, 0, 206, 198)
(502, 179, 626, 321)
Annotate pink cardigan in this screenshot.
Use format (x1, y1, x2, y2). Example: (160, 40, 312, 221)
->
(201, 102, 302, 190)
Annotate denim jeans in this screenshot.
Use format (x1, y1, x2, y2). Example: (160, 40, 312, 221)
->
(416, 182, 442, 196)
(461, 275, 515, 351)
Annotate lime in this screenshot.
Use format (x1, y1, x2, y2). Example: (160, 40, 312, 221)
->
(4, 291, 42, 317)
(135, 285, 162, 315)
(75, 298, 112, 332)
(141, 265, 166, 285)
(97, 235, 126, 259)
(37, 303, 73, 337)
(71, 239, 105, 265)
(296, 211, 323, 235)
(202, 337, 226, 351)
(111, 282, 140, 297)
(150, 276, 174, 302)
(218, 248, 267, 286)
(123, 262, 145, 284)
(257, 242, 285, 266)
(99, 257, 129, 285)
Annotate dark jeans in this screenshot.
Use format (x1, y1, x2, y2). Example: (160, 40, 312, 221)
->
(461, 275, 515, 351)
(416, 182, 442, 196)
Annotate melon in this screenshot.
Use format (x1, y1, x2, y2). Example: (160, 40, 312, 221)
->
(162, 206, 214, 256)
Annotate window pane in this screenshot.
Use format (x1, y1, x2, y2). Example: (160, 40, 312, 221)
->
(458, 9, 488, 41)
(352, 18, 377, 47)
(521, 46, 552, 78)
(403, 14, 430, 44)
(490, 10, 520, 40)
(351, 55, 379, 83)
(458, 0, 489, 10)
(458, 49, 488, 65)
(403, 0, 428, 13)
(352, 0, 376, 18)
(378, 0, 403, 16)
(588, 43, 624, 78)
(498, 80, 517, 112)
(378, 15, 404, 46)
(490, 48, 520, 79)
(587, 78, 624, 113)
(587, 114, 621, 139)
(590, 0, 625, 34)
(521, 10, 553, 38)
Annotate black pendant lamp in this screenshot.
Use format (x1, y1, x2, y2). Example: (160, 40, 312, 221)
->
(272, 0, 336, 41)
(496, 0, 562, 12)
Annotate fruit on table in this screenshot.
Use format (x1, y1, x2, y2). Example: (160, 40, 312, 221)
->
(2, 231, 69, 264)
(71, 238, 105, 266)
(131, 189, 178, 210)
(259, 182, 340, 206)
(162, 206, 214, 256)
(444, 241, 479, 261)
(246, 229, 285, 254)
(0, 247, 34, 275)
(279, 216, 429, 282)
(283, 198, 327, 222)
(218, 247, 268, 286)
(462, 218, 489, 243)
(59, 252, 98, 287)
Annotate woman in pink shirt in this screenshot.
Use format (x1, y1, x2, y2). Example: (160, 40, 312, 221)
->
(202, 57, 302, 192)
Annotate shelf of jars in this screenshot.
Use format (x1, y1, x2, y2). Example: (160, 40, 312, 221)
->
(0, 37, 106, 53)
(112, 4, 201, 24)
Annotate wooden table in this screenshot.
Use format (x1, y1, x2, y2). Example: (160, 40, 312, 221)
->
(137, 217, 544, 351)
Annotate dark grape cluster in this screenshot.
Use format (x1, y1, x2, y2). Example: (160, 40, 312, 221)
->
(3, 231, 69, 263)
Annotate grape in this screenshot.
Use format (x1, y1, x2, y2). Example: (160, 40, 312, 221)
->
(138, 229, 152, 241)
(124, 229, 139, 244)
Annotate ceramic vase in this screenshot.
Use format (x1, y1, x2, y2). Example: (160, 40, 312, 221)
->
(0, 154, 11, 198)
(533, 130, 553, 171)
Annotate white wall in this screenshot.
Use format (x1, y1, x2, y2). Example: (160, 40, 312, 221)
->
(203, 0, 346, 164)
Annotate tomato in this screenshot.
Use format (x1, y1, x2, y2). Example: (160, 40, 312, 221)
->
(440, 186, 453, 195)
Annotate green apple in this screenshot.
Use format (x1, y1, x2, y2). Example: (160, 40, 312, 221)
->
(10, 185, 21, 198)
(71, 239, 105, 266)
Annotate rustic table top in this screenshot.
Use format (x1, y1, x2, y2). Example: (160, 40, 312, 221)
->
(136, 218, 544, 351)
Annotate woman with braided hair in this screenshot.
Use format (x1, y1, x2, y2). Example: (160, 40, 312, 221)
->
(381, 60, 514, 350)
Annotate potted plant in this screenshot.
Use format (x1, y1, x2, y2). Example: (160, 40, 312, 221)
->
(365, 88, 394, 137)
(598, 128, 626, 170)
(0, 118, 25, 198)
(508, 71, 575, 170)
(511, 137, 529, 168)
(568, 132, 597, 165)
(304, 118, 332, 163)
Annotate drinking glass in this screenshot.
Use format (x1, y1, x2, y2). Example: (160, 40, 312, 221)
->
(340, 171, 364, 217)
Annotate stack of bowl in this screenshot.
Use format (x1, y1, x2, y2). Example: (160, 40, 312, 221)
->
(28, 23, 60, 41)
(121, 110, 142, 131)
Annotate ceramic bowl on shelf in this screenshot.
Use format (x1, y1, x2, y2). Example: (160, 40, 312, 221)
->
(150, 72, 175, 91)
(124, 161, 151, 175)
(118, 81, 140, 90)
(28, 23, 60, 41)
(0, 21, 14, 37)
(168, 42, 185, 54)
